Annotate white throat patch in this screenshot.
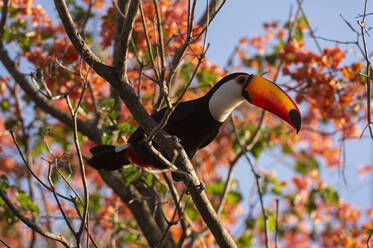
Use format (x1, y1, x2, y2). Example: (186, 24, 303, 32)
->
(208, 79, 244, 122)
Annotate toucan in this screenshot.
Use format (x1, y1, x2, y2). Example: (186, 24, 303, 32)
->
(87, 73, 301, 177)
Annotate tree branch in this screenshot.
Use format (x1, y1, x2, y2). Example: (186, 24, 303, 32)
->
(113, 0, 140, 77)
(0, 45, 100, 142)
(53, 0, 114, 81)
(55, 0, 237, 246)
(99, 170, 175, 247)
(0, 188, 73, 248)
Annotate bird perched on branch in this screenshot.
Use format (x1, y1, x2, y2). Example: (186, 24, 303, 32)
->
(87, 72, 301, 178)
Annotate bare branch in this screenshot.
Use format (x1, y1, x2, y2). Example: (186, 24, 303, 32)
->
(368, 229, 373, 248)
(113, 0, 140, 77)
(9, 130, 73, 202)
(138, 0, 160, 81)
(55, 0, 237, 245)
(231, 114, 269, 248)
(0, 238, 10, 248)
(99, 170, 175, 247)
(358, 0, 373, 141)
(47, 161, 77, 239)
(0, 0, 9, 41)
(0, 188, 73, 248)
(53, 0, 114, 80)
(0, 45, 100, 142)
(65, 76, 89, 240)
(275, 199, 279, 248)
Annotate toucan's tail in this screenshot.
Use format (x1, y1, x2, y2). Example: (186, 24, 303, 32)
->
(87, 144, 130, 171)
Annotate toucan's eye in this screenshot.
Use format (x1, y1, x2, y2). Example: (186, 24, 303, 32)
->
(237, 76, 245, 85)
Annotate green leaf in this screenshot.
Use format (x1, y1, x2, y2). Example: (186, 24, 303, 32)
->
(237, 231, 254, 247)
(306, 156, 319, 170)
(197, 70, 217, 90)
(267, 213, 276, 232)
(226, 191, 242, 205)
(295, 160, 308, 175)
(121, 232, 139, 243)
(31, 138, 47, 156)
(98, 98, 115, 109)
(101, 132, 112, 145)
(5, 207, 17, 226)
(251, 141, 264, 158)
(295, 156, 319, 175)
(117, 122, 135, 134)
(16, 192, 39, 214)
(265, 54, 277, 65)
(155, 181, 167, 194)
(185, 204, 199, 221)
(8, 7, 20, 19)
(0, 99, 9, 111)
(121, 166, 139, 184)
(305, 189, 317, 214)
(5, 118, 17, 130)
(294, 27, 303, 41)
(90, 193, 102, 214)
(245, 218, 256, 229)
(282, 144, 292, 154)
(271, 179, 283, 195)
(2, 27, 9, 42)
(144, 172, 153, 186)
(206, 182, 225, 196)
(0, 175, 9, 190)
(180, 61, 194, 83)
(321, 186, 339, 205)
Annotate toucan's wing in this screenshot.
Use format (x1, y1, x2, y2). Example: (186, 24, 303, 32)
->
(127, 108, 167, 143)
(128, 99, 201, 143)
(198, 129, 219, 149)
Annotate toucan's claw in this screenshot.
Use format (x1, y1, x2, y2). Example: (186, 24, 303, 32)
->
(186, 182, 206, 195)
(172, 135, 181, 143)
(196, 182, 206, 193)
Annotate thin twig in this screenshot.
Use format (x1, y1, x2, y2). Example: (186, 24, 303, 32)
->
(275, 199, 279, 248)
(0, 238, 11, 248)
(358, 0, 373, 141)
(47, 160, 76, 239)
(0, 0, 9, 40)
(9, 130, 72, 201)
(146, 46, 208, 143)
(231, 115, 270, 248)
(65, 69, 90, 240)
(368, 229, 373, 248)
(156, 190, 186, 248)
(138, 0, 160, 81)
(0, 187, 72, 248)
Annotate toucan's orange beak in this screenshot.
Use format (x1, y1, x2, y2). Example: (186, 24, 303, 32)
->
(237, 74, 301, 133)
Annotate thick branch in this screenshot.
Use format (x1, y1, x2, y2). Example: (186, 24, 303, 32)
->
(114, 0, 140, 77)
(53, 0, 114, 80)
(197, 0, 220, 27)
(99, 171, 174, 247)
(0, 45, 100, 142)
(56, 0, 237, 245)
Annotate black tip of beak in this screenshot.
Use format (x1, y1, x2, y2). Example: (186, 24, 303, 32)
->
(289, 109, 301, 134)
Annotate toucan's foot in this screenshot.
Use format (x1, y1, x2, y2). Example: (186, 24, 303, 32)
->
(196, 182, 206, 193)
(186, 182, 205, 195)
(171, 135, 181, 143)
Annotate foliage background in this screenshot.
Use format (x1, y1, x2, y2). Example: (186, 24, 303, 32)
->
(0, 0, 373, 247)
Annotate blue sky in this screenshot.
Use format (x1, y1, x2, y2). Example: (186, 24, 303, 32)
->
(204, 0, 366, 65)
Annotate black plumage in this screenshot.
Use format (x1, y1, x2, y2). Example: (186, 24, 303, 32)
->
(87, 73, 242, 171)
